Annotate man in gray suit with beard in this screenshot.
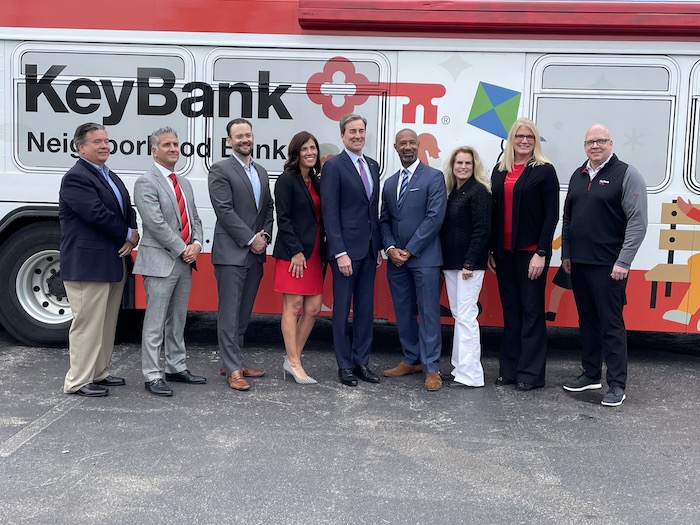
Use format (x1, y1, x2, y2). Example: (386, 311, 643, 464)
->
(208, 118, 274, 391)
(134, 127, 206, 396)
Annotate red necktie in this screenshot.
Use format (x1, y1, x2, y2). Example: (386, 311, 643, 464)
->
(168, 173, 191, 244)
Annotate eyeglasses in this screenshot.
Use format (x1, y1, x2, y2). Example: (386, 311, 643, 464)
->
(584, 138, 611, 147)
(514, 134, 535, 142)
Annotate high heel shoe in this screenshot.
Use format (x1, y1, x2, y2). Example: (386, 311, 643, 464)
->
(283, 359, 318, 384)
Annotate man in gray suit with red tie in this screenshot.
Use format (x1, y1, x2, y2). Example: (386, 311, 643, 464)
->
(320, 113, 383, 387)
(380, 129, 447, 391)
(60, 123, 139, 397)
(208, 118, 274, 391)
(133, 127, 206, 397)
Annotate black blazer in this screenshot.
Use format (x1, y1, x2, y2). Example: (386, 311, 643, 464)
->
(441, 176, 492, 271)
(59, 158, 137, 282)
(273, 170, 326, 261)
(490, 162, 559, 259)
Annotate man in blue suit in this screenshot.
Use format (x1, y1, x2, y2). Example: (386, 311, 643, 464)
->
(380, 129, 447, 391)
(321, 113, 383, 387)
(60, 123, 139, 397)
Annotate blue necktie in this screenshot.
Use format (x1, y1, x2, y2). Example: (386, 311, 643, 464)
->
(398, 168, 409, 207)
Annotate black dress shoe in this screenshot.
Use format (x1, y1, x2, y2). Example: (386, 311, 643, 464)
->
(74, 383, 109, 397)
(516, 382, 543, 391)
(145, 378, 173, 396)
(495, 376, 516, 386)
(338, 368, 358, 387)
(94, 375, 126, 387)
(441, 373, 456, 382)
(353, 365, 380, 383)
(165, 370, 207, 384)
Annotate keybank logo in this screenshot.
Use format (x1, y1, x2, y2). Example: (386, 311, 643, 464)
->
(24, 65, 293, 125)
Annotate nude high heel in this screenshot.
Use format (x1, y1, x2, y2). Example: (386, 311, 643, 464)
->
(283, 358, 318, 384)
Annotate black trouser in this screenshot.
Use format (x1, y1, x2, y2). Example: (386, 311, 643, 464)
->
(570, 262, 628, 389)
(495, 251, 549, 386)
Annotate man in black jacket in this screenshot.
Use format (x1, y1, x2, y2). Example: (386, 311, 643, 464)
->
(561, 123, 648, 407)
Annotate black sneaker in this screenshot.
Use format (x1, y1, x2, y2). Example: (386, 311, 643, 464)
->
(562, 373, 602, 392)
(601, 386, 626, 407)
(494, 376, 516, 386)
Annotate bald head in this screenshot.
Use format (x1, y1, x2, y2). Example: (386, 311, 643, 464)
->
(584, 123, 614, 169)
(394, 128, 419, 167)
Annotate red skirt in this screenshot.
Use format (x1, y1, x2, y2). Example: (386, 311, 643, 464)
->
(273, 236, 323, 296)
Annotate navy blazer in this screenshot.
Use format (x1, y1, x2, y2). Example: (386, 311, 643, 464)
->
(273, 170, 326, 261)
(490, 162, 559, 259)
(379, 162, 447, 268)
(320, 150, 381, 261)
(59, 158, 137, 282)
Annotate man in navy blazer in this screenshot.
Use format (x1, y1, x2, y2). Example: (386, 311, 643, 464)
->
(380, 129, 447, 391)
(320, 113, 382, 387)
(59, 123, 139, 397)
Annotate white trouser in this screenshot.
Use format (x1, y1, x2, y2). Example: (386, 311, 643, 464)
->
(443, 269, 485, 386)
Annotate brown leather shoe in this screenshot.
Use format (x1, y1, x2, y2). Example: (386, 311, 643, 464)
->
(383, 361, 423, 377)
(242, 364, 265, 378)
(425, 372, 442, 391)
(220, 365, 265, 378)
(227, 370, 250, 391)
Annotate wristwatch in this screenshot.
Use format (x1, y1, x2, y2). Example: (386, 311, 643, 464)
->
(536, 249, 547, 257)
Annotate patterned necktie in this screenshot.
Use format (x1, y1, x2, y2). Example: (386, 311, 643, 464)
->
(398, 168, 409, 207)
(357, 158, 371, 198)
(168, 173, 191, 243)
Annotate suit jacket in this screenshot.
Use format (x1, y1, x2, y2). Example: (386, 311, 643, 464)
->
(208, 156, 274, 266)
(490, 162, 560, 259)
(379, 161, 447, 268)
(59, 158, 137, 282)
(272, 170, 326, 261)
(320, 150, 381, 261)
(133, 165, 203, 277)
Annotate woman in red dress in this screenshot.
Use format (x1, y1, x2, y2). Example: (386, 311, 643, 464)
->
(272, 131, 325, 384)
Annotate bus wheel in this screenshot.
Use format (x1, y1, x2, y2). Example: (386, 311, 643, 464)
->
(0, 223, 71, 347)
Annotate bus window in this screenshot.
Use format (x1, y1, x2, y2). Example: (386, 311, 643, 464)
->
(531, 56, 677, 189)
(687, 61, 700, 193)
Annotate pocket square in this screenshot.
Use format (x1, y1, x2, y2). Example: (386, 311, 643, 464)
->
(409, 188, 421, 192)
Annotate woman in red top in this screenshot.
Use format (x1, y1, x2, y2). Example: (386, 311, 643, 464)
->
(272, 131, 325, 384)
(489, 118, 559, 391)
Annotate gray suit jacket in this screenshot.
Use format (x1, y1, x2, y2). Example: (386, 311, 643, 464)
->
(133, 164, 203, 277)
(208, 156, 274, 266)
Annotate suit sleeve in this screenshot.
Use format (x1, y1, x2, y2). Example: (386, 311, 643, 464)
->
(60, 170, 130, 243)
(379, 178, 396, 250)
(208, 162, 256, 247)
(134, 176, 187, 258)
(259, 166, 274, 239)
(320, 160, 345, 257)
(405, 169, 447, 257)
(537, 164, 560, 254)
(183, 178, 204, 244)
(274, 174, 304, 256)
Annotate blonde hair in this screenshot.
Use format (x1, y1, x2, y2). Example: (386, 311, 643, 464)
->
(445, 146, 491, 193)
(497, 118, 551, 173)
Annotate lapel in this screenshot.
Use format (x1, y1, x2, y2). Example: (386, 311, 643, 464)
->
(229, 156, 256, 205)
(79, 159, 125, 219)
(340, 151, 369, 201)
(294, 173, 315, 211)
(400, 162, 423, 209)
(153, 165, 180, 220)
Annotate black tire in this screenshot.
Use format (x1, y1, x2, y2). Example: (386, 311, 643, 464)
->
(0, 223, 71, 347)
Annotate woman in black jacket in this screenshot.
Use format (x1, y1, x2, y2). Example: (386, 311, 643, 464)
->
(272, 131, 325, 384)
(489, 118, 559, 391)
(441, 146, 492, 388)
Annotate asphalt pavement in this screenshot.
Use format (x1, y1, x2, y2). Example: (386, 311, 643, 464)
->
(0, 314, 699, 525)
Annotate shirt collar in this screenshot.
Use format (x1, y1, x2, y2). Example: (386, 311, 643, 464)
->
(344, 149, 364, 165)
(154, 162, 174, 178)
(585, 153, 614, 175)
(81, 157, 107, 174)
(402, 159, 420, 176)
(232, 153, 255, 171)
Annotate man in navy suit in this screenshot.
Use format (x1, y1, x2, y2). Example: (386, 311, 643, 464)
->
(60, 123, 139, 397)
(380, 129, 447, 391)
(320, 113, 382, 387)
